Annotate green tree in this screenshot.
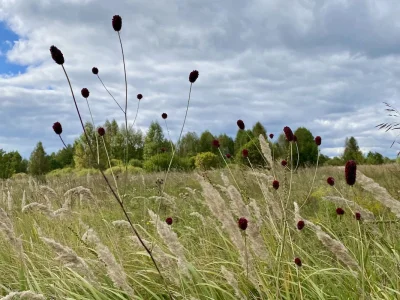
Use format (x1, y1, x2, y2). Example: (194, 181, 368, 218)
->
(143, 121, 167, 160)
(199, 130, 215, 153)
(217, 133, 234, 156)
(293, 127, 318, 167)
(365, 151, 384, 165)
(235, 137, 266, 167)
(252, 122, 267, 139)
(342, 137, 364, 164)
(29, 142, 50, 175)
(0, 150, 26, 178)
(234, 129, 253, 153)
(178, 132, 199, 157)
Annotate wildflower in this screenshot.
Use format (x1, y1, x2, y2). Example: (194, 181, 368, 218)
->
(212, 139, 220, 148)
(345, 160, 357, 186)
(355, 212, 361, 221)
(137, 94, 143, 100)
(112, 15, 122, 31)
(238, 217, 248, 230)
(92, 67, 98, 75)
(189, 70, 199, 83)
(237, 120, 245, 130)
(98, 127, 105, 136)
(297, 220, 305, 230)
(327, 177, 335, 186)
(81, 88, 90, 98)
(52, 122, 62, 135)
(294, 257, 302, 267)
(161, 147, 166, 153)
(226, 153, 231, 159)
(242, 149, 249, 158)
(336, 207, 345, 215)
(165, 217, 173, 225)
(272, 180, 279, 190)
(49, 45, 64, 65)
(269, 133, 274, 139)
(283, 126, 294, 141)
(315, 136, 321, 146)
(281, 160, 287, 167)
(162, 113, 168, 119)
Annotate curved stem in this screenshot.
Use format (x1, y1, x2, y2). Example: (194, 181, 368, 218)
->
(300, 147, 320, 210)
(58, 135, 67, 149)
(97, 74, 124, 113)
(85, 98, 99, 164)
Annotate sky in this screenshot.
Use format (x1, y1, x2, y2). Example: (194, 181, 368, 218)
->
(0, 0, 400, 159)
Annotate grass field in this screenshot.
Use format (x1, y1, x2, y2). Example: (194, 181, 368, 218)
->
(0, 162, 399, 299)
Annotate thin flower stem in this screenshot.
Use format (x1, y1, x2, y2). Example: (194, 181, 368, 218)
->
(85, 98, 100, 164)
(96, 74, 124, 113)
(244, 233, 248, 279)
(61, 64, 171, 300)
(164, 119, 175, 152)
(58, 135, 67, 149)
(131, 100, 140, 127)
(101, 135, 121, 198)
(218, 148, 242, 194)
(294, 141, 300, 172)
(245, 131, 269, 166)
(300, 147, 320, 210)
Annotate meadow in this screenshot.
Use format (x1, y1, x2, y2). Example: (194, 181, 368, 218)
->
(0, 162, 399, 299)
(1, 13, 400, 300)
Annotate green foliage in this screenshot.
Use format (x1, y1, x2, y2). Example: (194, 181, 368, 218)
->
(217, 133, 234, 156)
(104, 165, 144, 175)
(128, 158, 143, 168)
(324, 156, 344, 166)
(194, 152, 220, 170)
(274, 133, 289, 159)
(143, 121, 167, 160)
(178, 132, 199, 157)
(47, 167, 75, 177)
(143, 153, 191, 172)
(48, 144, 74, 171)
(235, 137, 266, 167)
(0, 150, 27, 179)
(252, 122, 267, 139)
(198, 130, 216, 153)
(343, 136, 364, 164)
(234, 129, 253, 153)
(110, 159, 123, 167)
(293, 127, 318, 166)
(365, 151, 384, 165)
(28, 141, 50, 176)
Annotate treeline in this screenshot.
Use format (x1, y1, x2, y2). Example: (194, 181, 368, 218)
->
(1, 119, 397, 179)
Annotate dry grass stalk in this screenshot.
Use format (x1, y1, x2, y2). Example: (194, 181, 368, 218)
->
(221, 266, 246, 300)
(22, 203, 55, 218)
(148, 209, 189, 277)
(39, 185, 57, 196)
(63, 186, 96, 208)
(189, 212, 207, 227)
(294, 202, 359, 270)
(7, 190, 13, 211)
(82, 228, 134, 297)
(356, 171, 400, 218)
(323, 196, 375, 220)
(39, 236, 95, 281)
(259, 134, 273, 168)
(0, 291, 46, 300)
(21, 190, 26, 209)
(0, 208, 23, 252)
(112, 220, 131, 229)
(220, 172, 231, 187)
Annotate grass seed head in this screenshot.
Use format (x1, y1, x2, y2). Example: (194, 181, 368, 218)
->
(327, 176, 335, 186)
(297, 220, 305, 230)
(345, 160, 357, 186)
(336, 207, 345, 215)
(189, 70, 199, 83)
(272, 180, 280, 190)
(98, 127, 105, 136)
(269, 133, 274, 139)
(238, 217, 248, 230)
(162, 113, 168, 119)
(165, 217, 173, 225)
(283, 126, 294, 141)
(81, 88, 90, 98)
(137, 94, 143, 100)
(242, 149, 249, 157)
(315, 136, 322, 146)
(112, 15, 122, 31)
(50, 45, 64, 65)
(294, 257, 302, 267)
(212, 139, 220, 148)
(52, 122, 62, 135)
(92, 67, 98, 74)
(237, 119, 245, 130)
(281, 160, 287, 167)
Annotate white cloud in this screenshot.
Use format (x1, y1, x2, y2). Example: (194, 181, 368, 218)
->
(0, 0, 399, 159)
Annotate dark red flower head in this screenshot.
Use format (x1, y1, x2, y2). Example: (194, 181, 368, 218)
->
(355, 212, 361, 221)
(294, 257, 302, 267)
(327, 177, 335, 186)
(293, 135, 298, 142)
(237, 120, 245, 130)
(112, 15, 122, 31)
(269, 133, 274, 139)
(345, 160, 357, 186)
(283, 126, 294, 142)
(137, 94, 143, 100)
(50, 45, 64, 65)
(226, 153, 231, 159)
(98, 127, 105, 136)
(81, 88, 90, 98)
(212, 139, 220, 148)
(242, 149, 249, 158)
(238, 217, 248, 230)
(189, 70, 199, 83)
(272, 180, 280, 190)
(165, 217, 173, 225)
(161, 147, 166, 152)
(336, 207, 345, 215)
(315, 136, 322, 146)
(281, 160, 287, 167)
(92, 67, 98, 75)
(297, 220, 305, 230)
(162, 113, 168, 119)
(52, 122, 62, 135)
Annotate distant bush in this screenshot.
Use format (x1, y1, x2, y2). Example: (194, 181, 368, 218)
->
(47, 167, 75, 177)
(75, 168, 98, 177)
(143, 153, 192, 172)
(11, 172, 29, 180)
(110, 159, 123, 167)
(195, 152, 219, 170)
(104, 165, 144, 175)
(235, 138, 266, 167)
(129, 158, 143, 168)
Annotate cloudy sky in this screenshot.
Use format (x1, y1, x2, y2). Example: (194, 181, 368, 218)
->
(1, 0, 400, 159)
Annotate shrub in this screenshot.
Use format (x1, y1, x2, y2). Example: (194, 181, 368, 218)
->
(104, 165, 144, 175)
(129, 158, 143, 168)
(235, 137, 266, 167)
(47, 167, 74, 177)
(110, 159, 123, 167)
(195, 152, 219, 170)
(143, 153, 190, 172)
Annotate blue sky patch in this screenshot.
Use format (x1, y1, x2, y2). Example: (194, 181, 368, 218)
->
(0, 21, 26, 75)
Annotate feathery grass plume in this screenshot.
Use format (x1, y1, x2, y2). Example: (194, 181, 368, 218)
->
(323, 196, 375, 221)
(21, 189, 26, 209)
(356, 170, 400, 218)
(7, 190, 13, 211)
(82, 228, 134, 297)
(112, 220, 131, 229)
(0, 208, 23, 252)
(221, 266, 246, 300)
(63, 186, 96, 208)
(259, 134, 273, 168)
(39, 235, 95, 281)
(189, 212, 206, 227)
(22, 203, 55, 218)
(220, 171, 231, 187)
(148, 209, 190, 277)
(0, 291, 46, 300)
(293, 202, 359, 270)
(40, 185, 57, 197)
